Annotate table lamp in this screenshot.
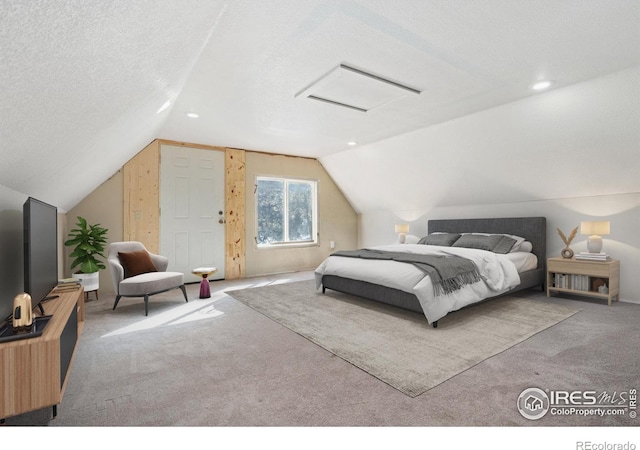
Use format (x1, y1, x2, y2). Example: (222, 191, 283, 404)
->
(395, 224, 409, 244)
(580, 221, 610, 253)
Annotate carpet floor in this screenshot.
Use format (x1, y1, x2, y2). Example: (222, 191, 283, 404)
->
(4, 270, 640, 429)
(227, 280, 580, 397)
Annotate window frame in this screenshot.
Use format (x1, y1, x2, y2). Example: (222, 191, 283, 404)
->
(254, 175, 319, 249)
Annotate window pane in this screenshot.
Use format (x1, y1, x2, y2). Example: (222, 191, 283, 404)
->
(257, 179, 284, 244)
(287, 181, 312, 241)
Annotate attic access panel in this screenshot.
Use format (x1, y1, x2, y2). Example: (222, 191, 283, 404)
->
(296, 64, 421, 112)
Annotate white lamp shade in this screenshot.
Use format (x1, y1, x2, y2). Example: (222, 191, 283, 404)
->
(395, 224, 409, 244)
(580, 221, 610, 236)
(581, 221, 610, 253)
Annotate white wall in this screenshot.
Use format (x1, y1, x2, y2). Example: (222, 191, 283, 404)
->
(320, 66, 639, 302)
(321, 66, 639, 214)
(359, 193, 640, 303)
(66, 171, 124, 297)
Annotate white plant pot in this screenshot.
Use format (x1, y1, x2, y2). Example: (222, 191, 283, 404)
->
(72, 272, 99, 292)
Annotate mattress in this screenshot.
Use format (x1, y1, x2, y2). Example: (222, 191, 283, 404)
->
(504, 251, 538, 273)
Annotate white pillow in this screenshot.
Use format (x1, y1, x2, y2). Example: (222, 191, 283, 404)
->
(403, 234, 420, 244)
(515, 241, 533, 253)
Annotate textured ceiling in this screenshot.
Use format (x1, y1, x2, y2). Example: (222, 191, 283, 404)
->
(0, 0, 638, 211)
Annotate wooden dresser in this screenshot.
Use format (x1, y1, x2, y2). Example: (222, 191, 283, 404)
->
(0, 287, 84, 421)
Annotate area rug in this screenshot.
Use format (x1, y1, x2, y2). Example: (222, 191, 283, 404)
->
(227, 280, 580, 397)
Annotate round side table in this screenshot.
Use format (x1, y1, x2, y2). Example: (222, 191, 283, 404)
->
(192, 267, 217, 299)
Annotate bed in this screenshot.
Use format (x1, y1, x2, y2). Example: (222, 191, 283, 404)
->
(315, 217, 546, 327)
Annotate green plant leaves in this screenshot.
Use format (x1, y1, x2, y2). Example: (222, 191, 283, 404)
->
(65, 216, 108, 273)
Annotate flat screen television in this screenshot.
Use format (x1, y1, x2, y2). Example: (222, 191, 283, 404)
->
(0, 199, 23, 327)
(23, 197, 59, 315)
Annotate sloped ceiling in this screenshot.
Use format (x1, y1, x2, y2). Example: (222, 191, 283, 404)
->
(0, 0, 638, 212)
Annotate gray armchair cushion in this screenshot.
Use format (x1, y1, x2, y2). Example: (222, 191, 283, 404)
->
(108, 241, 179, 294)
(107, 241, 187, 316)
(118, 271, 184, 296)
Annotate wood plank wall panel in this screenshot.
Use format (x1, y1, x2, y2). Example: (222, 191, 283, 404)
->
(123, 140, 160, 253)
(225, 148, 246, 279)
(122, 140, 247, 279)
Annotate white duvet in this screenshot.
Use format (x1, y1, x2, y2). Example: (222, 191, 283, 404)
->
(314, 244, 521, 324)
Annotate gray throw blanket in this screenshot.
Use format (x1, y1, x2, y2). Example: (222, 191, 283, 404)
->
(331, 249, 481, 296)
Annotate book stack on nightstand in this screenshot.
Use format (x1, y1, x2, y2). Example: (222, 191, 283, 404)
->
(575, 252, 610, 261)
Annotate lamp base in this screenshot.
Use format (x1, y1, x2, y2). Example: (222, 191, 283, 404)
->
(587, 235, 603, 253)
(398, 233, 406, 244)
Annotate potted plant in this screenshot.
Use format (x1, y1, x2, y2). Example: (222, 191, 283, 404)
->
(64, 216, 109, 292)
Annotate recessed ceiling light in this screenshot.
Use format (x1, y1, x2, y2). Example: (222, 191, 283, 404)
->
(186, 112, 199, 118)
(531, 80, 553, 91)
(347, 141, 357, 146)
(156, 100, 171, 114)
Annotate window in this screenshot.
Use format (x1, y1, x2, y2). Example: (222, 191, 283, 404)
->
(256, 176, 318, 247)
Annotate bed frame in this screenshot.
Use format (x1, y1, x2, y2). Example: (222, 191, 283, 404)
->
(322, 216, 547, 328)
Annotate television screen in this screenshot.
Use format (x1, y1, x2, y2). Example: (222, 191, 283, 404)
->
(0, 198, 24, 327)
(23, 197, 58, 313)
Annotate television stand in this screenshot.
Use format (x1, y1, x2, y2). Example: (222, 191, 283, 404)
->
(0, 287, 84, 422)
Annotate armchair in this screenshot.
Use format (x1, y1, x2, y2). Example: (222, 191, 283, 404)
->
(107, 241, 188, 316)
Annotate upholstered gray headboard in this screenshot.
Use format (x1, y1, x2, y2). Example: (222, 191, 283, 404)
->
(427, 217, 546, 269)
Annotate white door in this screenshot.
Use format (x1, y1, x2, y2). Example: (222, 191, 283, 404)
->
(160, 145, 225, 282)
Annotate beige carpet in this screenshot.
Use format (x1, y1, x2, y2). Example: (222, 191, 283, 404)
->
(227, 280, 581, 397)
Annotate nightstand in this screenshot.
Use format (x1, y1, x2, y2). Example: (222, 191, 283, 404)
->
(546, 257, 620, 305)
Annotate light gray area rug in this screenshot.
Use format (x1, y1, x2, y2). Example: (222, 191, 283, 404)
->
(227, 280, 581, 397)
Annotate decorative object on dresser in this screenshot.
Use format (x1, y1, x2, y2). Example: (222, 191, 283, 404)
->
(546, 256, 619, 306)
(395, 223, 409, 244)
(11, 293, 33, 332)
(580, 220, 610, 254)
(557, 225, 578, 259)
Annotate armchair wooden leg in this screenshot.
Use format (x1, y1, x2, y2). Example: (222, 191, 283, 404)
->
(144, 294, 149, 316)
(113, 295, 122, 310)
(179, 285, 188, 303)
